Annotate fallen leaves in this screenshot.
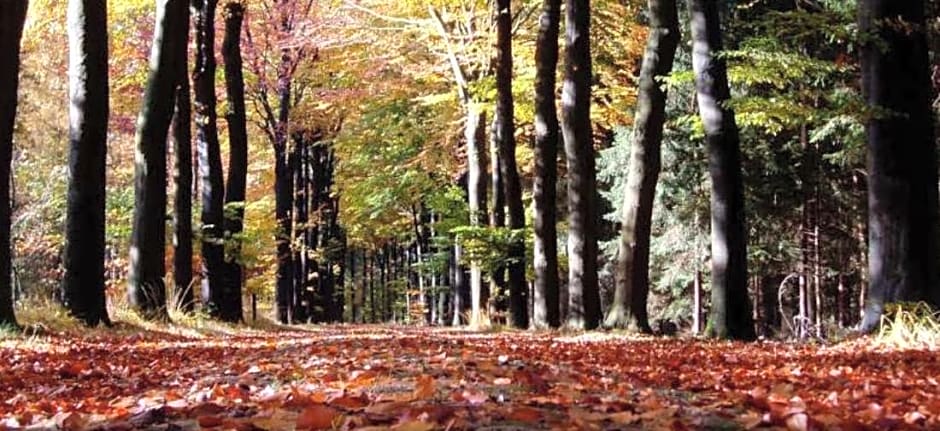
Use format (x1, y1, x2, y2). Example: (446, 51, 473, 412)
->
(1, 326, 939, 430)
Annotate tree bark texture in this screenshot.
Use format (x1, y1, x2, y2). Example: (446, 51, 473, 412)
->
(562, 0, 601, 330)
(0, 0, 29, 327)
(63, 0, 110, 326)
(604, 0, 679, 332)
(129, 0, 187, 320)
(495, 0, 528, 329)
(859, 0, 940, 331)
(688, 0, 756, 340)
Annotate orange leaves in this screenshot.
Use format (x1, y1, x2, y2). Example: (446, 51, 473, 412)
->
(296, 404, 341, 430)
(2, 326, 940, 430)
(412, 374, 436, 401)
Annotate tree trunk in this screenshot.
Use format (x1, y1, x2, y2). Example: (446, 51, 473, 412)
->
(129, 0, 186, 320)
(489, 121, 503, 315)
(859, 0, 940, 331)
(0, 0, 28, 328)
(193, 0, 225, 318)
(291, 136, 308, 322)
(171, 1, 194, 312)
(466, 106, 488, 327)
(274, 53, 294, 324)
(688, 0, 755, 340)
(63, 0, 110, 326)
(604, 0, 679, 333)
(495, 0, 528, 329)
(220, 1, 247, 323)
(562, 0, 601, 330)
(531, 0, 562, 330)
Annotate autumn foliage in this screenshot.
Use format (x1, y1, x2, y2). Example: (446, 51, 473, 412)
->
(2, 327, 939, 430)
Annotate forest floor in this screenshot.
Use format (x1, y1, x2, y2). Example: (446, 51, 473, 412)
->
(1, 323, 939, 430)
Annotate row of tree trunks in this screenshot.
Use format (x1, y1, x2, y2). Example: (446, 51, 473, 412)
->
(287, 131, 343, 323)
(62, 0, 111, 326)
(0, 0, 29, 327)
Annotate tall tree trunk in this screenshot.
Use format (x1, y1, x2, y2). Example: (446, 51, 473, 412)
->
(531, 0, 562, 330)
(171, 1, 194, 312)
(193, 0, 225, 318)
(220, 1, 247, 323)
(274, 52, 294, 324)
(291, 136, 308, 322)
(562, 0, 600, 330)
(495, 0, 528, 329)
(859, 0, 940, 331)
(604, 0, 679, 333)
(467, 107, 488, 327)
(688, 0, 755, 340)
(489, 124, 503, 315)
(0, 0, 28, 328)
(63, 0, 110, 326)
(129, 0, 186, 320)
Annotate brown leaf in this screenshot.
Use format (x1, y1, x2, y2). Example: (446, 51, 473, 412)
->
(297, 404, 340, 430)
(412, 374, 435, 400)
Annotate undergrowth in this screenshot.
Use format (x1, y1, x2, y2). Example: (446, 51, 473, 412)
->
(875, 301, 940, 350)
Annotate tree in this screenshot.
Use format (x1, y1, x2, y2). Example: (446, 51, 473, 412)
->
(688, 0, 755, 340)
(467, 108, 488, 327)
(129, 0, 187, 320)
(0, 0, 28, 328)
(562, 0, 601, 330)
(531, 0, 562, 330)
(62, 0, 110, 326)
(494, 0, 527, 329)
(192, 0, 226, 318)
(604, 0, 679, 332)
(859, 0, 940, 331)
(221, 1, 247, 323)
(171, 0, 194, 312)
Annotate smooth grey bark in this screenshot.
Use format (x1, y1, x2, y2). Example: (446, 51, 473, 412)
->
(171, 0, 193, 312)
(63, 0, 110, 326)
(221, 1, 247, 323)
(466, 107, 487, 326)
(495, 0, 528, 329)
(532, 0, 561, 330)
(562, 0, 601, 330)
(688, 0, 755, 340)
(192, 0, 226, 318)
(0, 0, 28, 328)
(859, 0, 940, 331)
(129, 0, 187, 320)
(604, 0, 679, 333)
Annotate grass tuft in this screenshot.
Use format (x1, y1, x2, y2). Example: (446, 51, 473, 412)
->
(876, 302, 940, 350)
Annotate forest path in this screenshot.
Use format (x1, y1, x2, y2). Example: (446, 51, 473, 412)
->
(1, 325, 938, 430)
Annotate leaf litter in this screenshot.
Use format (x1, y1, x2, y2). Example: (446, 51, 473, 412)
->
(1, 326, 938, 430)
